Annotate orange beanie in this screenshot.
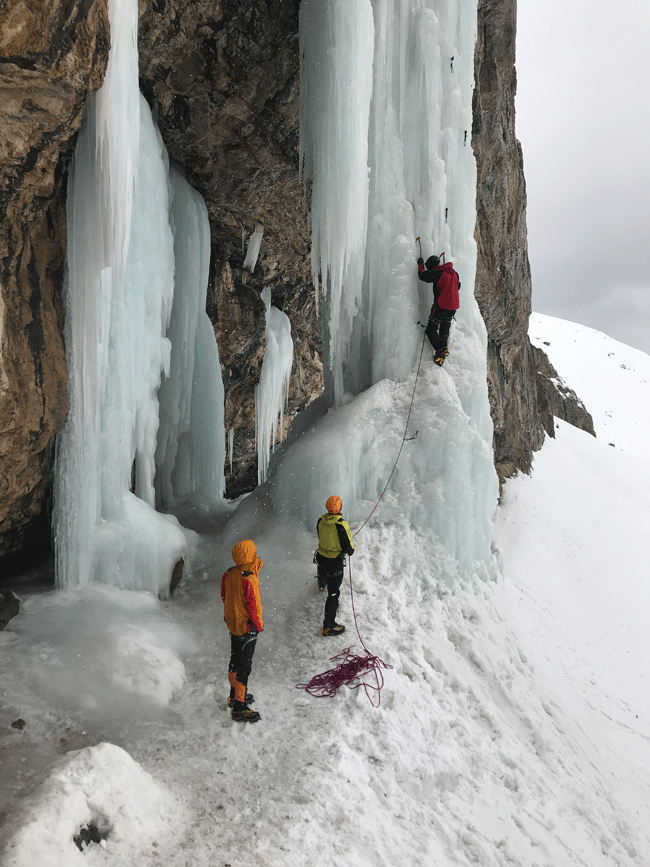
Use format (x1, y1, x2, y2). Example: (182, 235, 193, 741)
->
(232, 539, 257, 566)
(326, 495, 342, 514)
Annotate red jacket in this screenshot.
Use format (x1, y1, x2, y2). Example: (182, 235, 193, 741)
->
(434, 262, 460, 310)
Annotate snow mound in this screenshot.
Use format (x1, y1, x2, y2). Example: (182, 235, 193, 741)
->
(274, 362, 497, 580)
(1, 742, 185, 867)
(9, 584, 193, 713)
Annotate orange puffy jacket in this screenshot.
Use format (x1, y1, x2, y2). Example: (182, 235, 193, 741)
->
(221, 540, 264, 636)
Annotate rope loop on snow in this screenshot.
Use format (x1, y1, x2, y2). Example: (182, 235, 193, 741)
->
(296, 334, 427, 707)
(295, 645, 392, 708)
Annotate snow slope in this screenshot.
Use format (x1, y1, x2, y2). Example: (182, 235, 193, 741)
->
(2, 315, 650, 866)
(529, 312, 650, 459)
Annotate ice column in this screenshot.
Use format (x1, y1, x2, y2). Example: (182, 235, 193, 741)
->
(155, 168, 225, 511)
(228, 428, 235, 476)
(54, 0, 225, 593)
(300, 0, 480, 406)
(300, 0, 375, 404)
(256, 288, 294, 485)
(275, 0, 497, 581)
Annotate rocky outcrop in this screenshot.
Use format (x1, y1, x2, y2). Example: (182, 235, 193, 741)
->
(0, 0, 109, 568)
(532, 344, 595, 436)
(138, 0, 322, 497)
(473, 0, 597, 484)
(0, 588, 20, 629)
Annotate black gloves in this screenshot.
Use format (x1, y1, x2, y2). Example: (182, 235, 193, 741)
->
(417, 257, 424, 265)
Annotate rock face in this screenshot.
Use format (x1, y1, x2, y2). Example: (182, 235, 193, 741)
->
(0, 0, 109, 569)
(137, 0, 322, 497)
(472, 0, 595, 484)
(472, 0, 553, 484)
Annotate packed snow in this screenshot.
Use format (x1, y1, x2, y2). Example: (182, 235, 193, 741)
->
(529, 312, 650, 459)
(2, 316, 650, 866)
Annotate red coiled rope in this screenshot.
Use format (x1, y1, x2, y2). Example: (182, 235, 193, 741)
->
(296, 334, 428, 706)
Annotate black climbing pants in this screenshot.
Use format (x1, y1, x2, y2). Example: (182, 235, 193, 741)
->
(229, 631, 258, 688)
(425, 304, 455, 353)
(316, 553, 345, 628)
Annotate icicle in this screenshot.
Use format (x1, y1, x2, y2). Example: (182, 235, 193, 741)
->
(255, 288, 294, 485)
(299, 0, 480, 404)
(274, 0, 497, 580)
(243, 221, 264, 273)
(300, 0, 374, 405)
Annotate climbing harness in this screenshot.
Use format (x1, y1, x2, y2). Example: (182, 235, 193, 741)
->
(296, 331, 429, 707)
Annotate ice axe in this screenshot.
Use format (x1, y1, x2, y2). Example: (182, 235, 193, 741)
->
(416, 236, 422, 260)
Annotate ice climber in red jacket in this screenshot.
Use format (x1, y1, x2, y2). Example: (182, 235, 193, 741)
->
(417, 254, 461, 366)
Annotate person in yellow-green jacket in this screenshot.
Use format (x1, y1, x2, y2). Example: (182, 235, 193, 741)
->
(315, 495, 355, 636)
(221, 539, 264, 723)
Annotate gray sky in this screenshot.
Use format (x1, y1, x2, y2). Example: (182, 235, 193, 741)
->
(515, 0, 650, 354)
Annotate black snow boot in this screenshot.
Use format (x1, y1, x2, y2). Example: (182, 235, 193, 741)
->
(231, 701, 261, 723)
(321, 623, 346, 636)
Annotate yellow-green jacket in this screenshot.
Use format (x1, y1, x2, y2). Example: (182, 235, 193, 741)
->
(317, 512, 355, 559)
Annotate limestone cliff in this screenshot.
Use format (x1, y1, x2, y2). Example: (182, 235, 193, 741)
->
(0, 0, 109, 569)
(137, 0, 322, 496)
(472, 0, 593, 482)
(472, 0, 551, 483)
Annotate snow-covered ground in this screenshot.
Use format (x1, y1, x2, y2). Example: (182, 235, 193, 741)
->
(2, 313, 650, 866)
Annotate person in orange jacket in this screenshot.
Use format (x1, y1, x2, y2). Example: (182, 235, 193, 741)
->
(221, 539, 264, 723)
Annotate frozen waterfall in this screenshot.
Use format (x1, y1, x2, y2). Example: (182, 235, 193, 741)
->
(300, 0, 480, 405)
(256, 288, 294, 485)
(155, 169, 226, 512)
(54, 0, 225, 595)
(277, 0, 498, 583)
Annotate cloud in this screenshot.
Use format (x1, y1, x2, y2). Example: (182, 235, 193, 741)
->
(515, 0, 650, 355)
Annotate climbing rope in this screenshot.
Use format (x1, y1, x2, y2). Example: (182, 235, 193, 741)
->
(296, 332, 428, 707)
(353, 332, 428, 538)
(296, 558, 392, 708)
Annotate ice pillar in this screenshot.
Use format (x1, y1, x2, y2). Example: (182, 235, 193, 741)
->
(155, 169, 226, 511)
(54, 0, 225, 594)
(300, 0, 480, 406)
(256, 289, 294, 485)
(276, 0, 497, 581)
